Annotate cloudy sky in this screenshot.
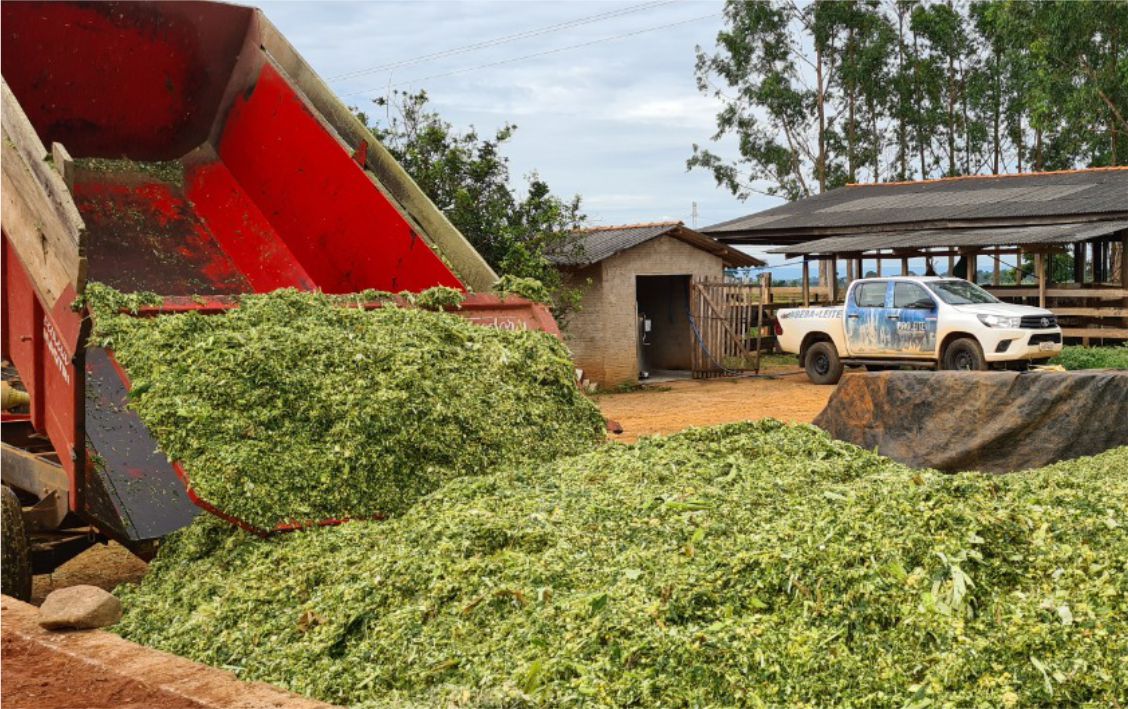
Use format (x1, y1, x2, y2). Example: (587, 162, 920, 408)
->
(259, 0, 785, 264)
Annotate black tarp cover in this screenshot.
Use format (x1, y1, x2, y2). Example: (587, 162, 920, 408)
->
(814, 371, 1128, 473)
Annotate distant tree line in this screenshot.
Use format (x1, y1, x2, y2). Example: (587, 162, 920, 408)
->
(691, 0, 1128, 201)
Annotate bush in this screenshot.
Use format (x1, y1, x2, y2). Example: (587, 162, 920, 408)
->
(1050, 345, 1128, 370)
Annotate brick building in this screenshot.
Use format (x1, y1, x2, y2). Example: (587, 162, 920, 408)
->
(550, 222, 762, 386)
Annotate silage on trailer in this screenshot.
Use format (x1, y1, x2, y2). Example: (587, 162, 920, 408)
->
(116, 421, 1128, 708)
(87, 286, 606, 531)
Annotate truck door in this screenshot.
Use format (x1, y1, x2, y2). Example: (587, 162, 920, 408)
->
(888, 281, 939, 356)
(845, 280, 892, 355)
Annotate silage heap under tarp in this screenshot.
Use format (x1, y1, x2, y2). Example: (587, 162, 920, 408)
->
(115, 421, 1128, 708)
(87, 286, 606, 529)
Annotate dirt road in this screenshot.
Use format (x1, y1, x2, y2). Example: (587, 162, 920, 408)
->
(598, 366, 832, 443)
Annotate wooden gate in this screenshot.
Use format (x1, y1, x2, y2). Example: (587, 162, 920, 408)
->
(689, 276, 770, 379)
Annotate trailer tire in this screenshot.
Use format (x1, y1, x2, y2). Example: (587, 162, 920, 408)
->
(805, 341, 843, 385)
(942, 337, 987, 371)
(1, 485, 32, 602)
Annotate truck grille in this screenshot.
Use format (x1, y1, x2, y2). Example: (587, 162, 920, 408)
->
(1028, 333, 1062, 345)
(1020, 315, 1057, 329)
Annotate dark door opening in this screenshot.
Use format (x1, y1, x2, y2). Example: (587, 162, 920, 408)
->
(636, 275, 692, 380)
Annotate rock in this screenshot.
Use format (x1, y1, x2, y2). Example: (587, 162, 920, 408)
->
(38, 585, 122, 630)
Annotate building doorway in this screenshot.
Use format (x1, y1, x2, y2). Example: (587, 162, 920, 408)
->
(636, 275, 692, 380)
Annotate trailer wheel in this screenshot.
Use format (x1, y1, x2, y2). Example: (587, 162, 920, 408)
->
(1, 485, 32, 601)
(942, 337, 987, 371)
(805, 341, 843, 385)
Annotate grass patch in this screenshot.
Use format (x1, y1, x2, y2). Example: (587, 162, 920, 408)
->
(1050, 345, 1128, 370)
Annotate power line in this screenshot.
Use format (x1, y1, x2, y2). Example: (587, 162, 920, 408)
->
(340, 12, 720, 98)
(327, 1, 679, 82)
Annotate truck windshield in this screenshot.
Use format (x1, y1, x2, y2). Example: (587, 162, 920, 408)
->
(925, 280, 1000, 305)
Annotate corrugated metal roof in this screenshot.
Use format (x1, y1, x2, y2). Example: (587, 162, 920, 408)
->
(769, 220, 1128, 256)
(705, 168, 1128, 245)
(549, 222, 763, 268)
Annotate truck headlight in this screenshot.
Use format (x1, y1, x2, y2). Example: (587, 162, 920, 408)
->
(978, 314, 1021, 328)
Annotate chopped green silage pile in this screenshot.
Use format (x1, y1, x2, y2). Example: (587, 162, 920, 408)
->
(1051, 344, 1128, 370)
(87, 286, 605, 528)
(115, 421, 1128, 707)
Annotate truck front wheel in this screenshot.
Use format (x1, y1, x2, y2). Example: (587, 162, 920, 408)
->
(805, 341, 843, 385)
(942, 337, 987, 371)
(1, 485, 32, 601)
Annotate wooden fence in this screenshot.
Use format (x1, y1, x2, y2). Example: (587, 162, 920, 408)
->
(689, 275, 775, 379)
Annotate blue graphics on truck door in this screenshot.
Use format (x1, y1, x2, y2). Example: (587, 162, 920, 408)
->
(888, 281, 938, 356)
(844, 280, 892, 355)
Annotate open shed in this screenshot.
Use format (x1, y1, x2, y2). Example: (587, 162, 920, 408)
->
(704, 168, 1128, 342)
(550, 222, 763, 386)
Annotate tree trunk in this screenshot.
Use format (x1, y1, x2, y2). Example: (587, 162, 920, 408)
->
(1035, 126, 1043, 171)
(897, 10, 909, 179)
(816, 43, 827, 191)
(870, 94, 880, 182)
(992, 48, 1000, 174)
(847, 27, 857, 183)
(914, 29, 927, 178)
(947, 54, 957, 176)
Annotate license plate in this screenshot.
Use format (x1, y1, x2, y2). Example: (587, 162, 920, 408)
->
(1039, 341, 1055, 351)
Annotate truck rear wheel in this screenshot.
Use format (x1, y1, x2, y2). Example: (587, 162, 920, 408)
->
(942, 337, 987, 371)
(1, 485, 32, 601)
(805, 341, 843, 385)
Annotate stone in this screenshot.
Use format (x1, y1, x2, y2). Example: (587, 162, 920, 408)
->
(38, 585, 122, 630)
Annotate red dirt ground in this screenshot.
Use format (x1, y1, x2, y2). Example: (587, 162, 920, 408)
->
(1, 634, 206, 709)
(597, 366, 833, 443)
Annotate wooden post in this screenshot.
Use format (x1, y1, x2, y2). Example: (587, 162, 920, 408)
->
(1036, 252, 1046, 308)
(964, 249, 977, 283)
(829, 255, 838, 303)
(801, 258, 810, 307)
(856, 256, 864, 280)
(875, 254, 882, 277)
(755, 273, 768, 373)
(993, 246, 1001, 286)
(947, 254, 955, 277)
(901, 255, 909, 276)
(1015, 248, 1024, 283)
(1073, 243, 1085, 284)
(1121, 234, 1128, 286)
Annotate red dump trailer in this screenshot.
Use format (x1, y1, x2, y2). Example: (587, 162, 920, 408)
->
(0, 0, 558, 599)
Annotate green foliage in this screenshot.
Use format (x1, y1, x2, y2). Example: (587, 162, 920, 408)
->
(87, 287, 605, 529)
(362, 91, 584, 321)
(693, 0, 1128, 200)
(493, 275, 553, 305)
(1050, 345, 1128, 370)
(117, 421, 1128, 707)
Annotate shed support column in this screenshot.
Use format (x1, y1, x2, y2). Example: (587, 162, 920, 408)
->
(829, 255, 838, 303)
(993, 247, 1000, 286)
(801, 258, 810, 307)
(901, 255, 909, 276)
(1015, 248, 1023, 283)
(965, 249, 977, 284)
(1073, 243, 1085, 284)
(875, 254, 882, 277)
(1121, 234, 1128, 286)
(1036, 252, 1046, 308)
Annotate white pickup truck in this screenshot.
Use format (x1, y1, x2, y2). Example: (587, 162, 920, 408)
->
(775, 276, 1063, 384)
